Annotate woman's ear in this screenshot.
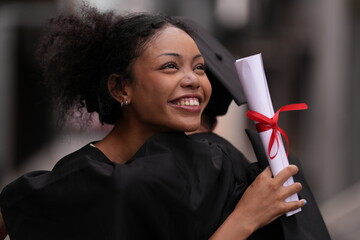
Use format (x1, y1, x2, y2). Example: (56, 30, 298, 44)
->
(107, 73, 130, 104)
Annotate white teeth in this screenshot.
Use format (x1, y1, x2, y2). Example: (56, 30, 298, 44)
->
(173, 97, 199, 106)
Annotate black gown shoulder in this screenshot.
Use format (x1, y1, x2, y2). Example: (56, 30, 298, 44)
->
(0, 132, 250, 240)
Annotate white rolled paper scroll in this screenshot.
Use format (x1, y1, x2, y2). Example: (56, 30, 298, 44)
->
(235, 53, 301, 216)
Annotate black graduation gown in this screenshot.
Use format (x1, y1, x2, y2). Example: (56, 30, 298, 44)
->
(189, 132, 252, 189)
(190, 132, 284, 239)
(0, 132, 251, 240)
(191, 131, 331, 240)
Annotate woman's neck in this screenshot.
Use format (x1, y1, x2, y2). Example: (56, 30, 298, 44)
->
(94, 120, 156, 164)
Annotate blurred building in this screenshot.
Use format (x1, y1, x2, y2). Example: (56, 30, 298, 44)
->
(0, 0, 359, 239)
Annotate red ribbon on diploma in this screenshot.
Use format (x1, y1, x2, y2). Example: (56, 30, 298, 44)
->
(246, 103, 308, 159)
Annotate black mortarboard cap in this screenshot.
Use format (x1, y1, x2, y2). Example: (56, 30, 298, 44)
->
(178, 17, 247, 117)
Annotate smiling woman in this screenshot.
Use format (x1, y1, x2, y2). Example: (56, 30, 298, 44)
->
(93, 24, 211, 164)
(0, 4, 304, 240)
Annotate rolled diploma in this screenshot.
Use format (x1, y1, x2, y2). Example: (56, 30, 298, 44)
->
(234, 53, 301, 216)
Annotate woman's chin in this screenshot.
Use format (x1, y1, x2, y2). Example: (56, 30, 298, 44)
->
(181, 124, 201, 133)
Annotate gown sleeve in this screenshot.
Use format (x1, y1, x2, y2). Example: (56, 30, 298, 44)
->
(0, 144, 117, 239)
(0, 132, 251, 240)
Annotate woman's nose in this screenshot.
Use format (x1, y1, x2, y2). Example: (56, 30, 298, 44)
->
(180, 72, 200, 88)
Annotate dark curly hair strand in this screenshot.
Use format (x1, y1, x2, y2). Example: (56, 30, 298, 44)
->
(37, 4, 192, 125)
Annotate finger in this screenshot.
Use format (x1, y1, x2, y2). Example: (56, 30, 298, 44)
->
(274, 165, 299, 185)
(281, 182, 302, 199)
(284, 199, 307, 212)
(260, 166, 273, 178)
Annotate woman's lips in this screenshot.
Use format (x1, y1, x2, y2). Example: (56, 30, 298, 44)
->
(171, 97, 200, 106)
(169, 97, 202, 112)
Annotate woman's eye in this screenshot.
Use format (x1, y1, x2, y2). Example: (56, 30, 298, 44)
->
(194, 64, 206, 71)
(162, 63, 178, 69)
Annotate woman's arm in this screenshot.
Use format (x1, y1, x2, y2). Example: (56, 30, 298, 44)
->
(210, 165, 306, 240)
(0, 210, 7, 240)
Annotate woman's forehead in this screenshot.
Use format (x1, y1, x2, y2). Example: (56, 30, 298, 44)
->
(142, 26, 200, 57)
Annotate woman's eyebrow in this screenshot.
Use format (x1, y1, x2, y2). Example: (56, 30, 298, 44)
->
(156, 53, 203, 60)
(156, 52, 181, 58)
(193, 54, 203, 60)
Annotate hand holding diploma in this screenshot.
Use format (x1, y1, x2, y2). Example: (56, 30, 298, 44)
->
(234, 53, 308, 216)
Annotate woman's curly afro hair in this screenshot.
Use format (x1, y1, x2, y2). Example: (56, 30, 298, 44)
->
(37, 4, 192, 125)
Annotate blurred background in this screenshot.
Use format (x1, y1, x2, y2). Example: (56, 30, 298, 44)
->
(0, 0, 359, 239)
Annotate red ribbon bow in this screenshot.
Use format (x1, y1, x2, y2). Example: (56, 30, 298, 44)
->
(246, 103, 308, 159)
